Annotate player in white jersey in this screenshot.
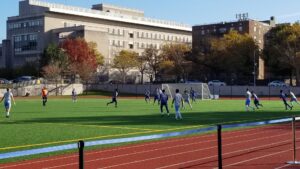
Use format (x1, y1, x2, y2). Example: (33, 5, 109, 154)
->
(0, 88, 16, 118)
(290, 90, 300, 106)
(245, 89, 255, 111)
(183, 89, 192, 109)
(172, 89, 184, 120)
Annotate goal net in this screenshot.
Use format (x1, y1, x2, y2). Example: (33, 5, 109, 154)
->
(161, 83, 211, 100)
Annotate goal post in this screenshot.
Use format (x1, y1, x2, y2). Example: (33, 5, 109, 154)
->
(161, 83, 211, 100)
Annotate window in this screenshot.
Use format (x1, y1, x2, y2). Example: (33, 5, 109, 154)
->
(254, 27, 257, 32)
(129, 33, 134, 38)
(201, 30, 205, 35)
(129, 44, 134, 49)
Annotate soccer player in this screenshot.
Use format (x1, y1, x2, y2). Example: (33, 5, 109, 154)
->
(183, 89, 192, 109)
(172, 89, 184, 120)
(251, 91, 263, 109)
(190, 88, 196, 103)
(72, 88, 77, 103)
(245, 89, 255, 111)
(107, 89, 118, 107)
(0, 88, 16, 118)
(280, 90, 293, 110)
(153, 88, 161, 105)
(41, 87, 48, 106)
(144, 89, 150, 103)
(160, 89, 169, 116)
(290, 90, 300, 106)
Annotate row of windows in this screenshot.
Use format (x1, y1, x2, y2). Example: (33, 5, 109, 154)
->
(108, 28, 191, 43)
(14, 41, 37, 53)
(200, 26, 244, 35)
(14, 34, 38, 42)
(8, 20, 43, 30)
(13, 34, 38, 53)
(110, 40, 163, 50)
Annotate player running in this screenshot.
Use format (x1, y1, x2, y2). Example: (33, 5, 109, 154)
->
(41, 87, 48, 106)
(245, 89, 255, 111)
(251, 91, 263, 109)
(190, 88, 196, 103)
(144, 89, 150, 103)
(280, 90, 293, 110)
(72, 88, 77, 103)
(107, 89, 118, 108)
(172, 89, 184, 120)
(183, 89, 192, 109)
(0, 88, 16, 118)
(290, 90, 300, 106)
(160, 89, 170, 116)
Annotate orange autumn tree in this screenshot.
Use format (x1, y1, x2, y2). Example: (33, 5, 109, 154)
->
(60, 38, 103, 83)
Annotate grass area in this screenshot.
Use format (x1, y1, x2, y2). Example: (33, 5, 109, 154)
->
(0, 97, 300, 163)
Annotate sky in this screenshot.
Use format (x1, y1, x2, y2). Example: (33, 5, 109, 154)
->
(1, 0, 300, 40)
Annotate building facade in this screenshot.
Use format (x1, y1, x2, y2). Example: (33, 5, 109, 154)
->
(192, 17, 276, 79)
(3, 0, 192, 81)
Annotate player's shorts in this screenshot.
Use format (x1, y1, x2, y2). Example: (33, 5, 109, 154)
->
(184, 99, 190, 103)
(154, 95, 160, 100)
(145, 95, 150, 99)
(291, 98, 297, 102)
(245, 99, 251, 106)
(112, 98, 117, 102)
(4, 101, 11, 109)
(254, 99, 259, 104)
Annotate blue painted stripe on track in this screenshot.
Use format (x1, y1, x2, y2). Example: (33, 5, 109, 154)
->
(222, 117, 292, 129)
(0, 126, 217, 160)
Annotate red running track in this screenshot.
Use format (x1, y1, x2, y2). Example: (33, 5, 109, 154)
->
(0, 124, 300, 169)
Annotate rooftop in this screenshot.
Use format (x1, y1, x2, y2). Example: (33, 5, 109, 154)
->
(26, 0, 191, 31)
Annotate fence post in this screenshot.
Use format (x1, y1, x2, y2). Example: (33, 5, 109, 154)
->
(287, 117, 300, 164)
(217, 125, 223, 169)
(78, 140, 85, 169)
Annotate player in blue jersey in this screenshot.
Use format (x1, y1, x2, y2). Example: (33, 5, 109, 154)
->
(153, 88, 161, 105)
(107, 89, 118, 108)
(144, 89, 150, 103)
(280, 90, 293, 110)
(251, 91, 263, 109)
(0, 88, 16, 118)
(160, 89, 169, 116)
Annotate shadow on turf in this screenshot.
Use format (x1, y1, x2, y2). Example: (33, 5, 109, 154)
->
(3, 110, 300, 128)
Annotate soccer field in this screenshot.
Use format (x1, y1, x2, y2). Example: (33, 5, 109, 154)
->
(0, 97, 300, 162)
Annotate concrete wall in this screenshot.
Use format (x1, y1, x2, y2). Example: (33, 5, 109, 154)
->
(88, 84, 300, 97)
(0, 83, 83, 97)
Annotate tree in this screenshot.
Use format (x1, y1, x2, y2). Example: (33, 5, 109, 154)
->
(88, 42, 105, 66)
(136, 55, 148, 84)
(160, 43, 192, 81)
(142, 47, 162, 81)
(113, 50, 138, 83)
(42, 63, 61, 95)
(194, 30, 259, 82)
(60, 38, 101, 83)
(41, 43, 69, 71)
(263, 23, 300, 85)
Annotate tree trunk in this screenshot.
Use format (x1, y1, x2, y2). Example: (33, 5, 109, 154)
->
(295, 69, 300, 86)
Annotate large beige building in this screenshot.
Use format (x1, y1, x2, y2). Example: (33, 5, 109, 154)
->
(2, 0, 192, 80)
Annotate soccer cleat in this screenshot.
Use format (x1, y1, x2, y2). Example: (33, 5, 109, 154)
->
(6, 115, 9, 118)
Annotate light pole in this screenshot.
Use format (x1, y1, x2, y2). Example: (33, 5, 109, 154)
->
(253, 50, 256, 87)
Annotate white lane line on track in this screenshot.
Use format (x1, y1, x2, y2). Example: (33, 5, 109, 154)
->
(219, 149, 295, 168)
(274, 163, 292, 169)
(43, 132, 290, 169)
(0, 124, 289, 169)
